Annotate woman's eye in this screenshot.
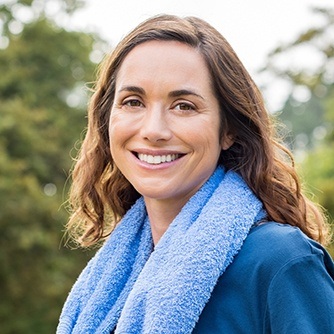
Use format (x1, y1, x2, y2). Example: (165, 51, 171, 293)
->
(174, 103, 195, 112)
(123, 99, 143, 107)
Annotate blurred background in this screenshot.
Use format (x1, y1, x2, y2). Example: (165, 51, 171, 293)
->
(0, 0, 333, 332)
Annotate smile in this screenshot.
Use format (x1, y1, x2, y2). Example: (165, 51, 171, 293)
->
(137, 153, 182, 164)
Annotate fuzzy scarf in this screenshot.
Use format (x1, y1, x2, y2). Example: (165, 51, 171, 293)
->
(57, 167, 265, 333)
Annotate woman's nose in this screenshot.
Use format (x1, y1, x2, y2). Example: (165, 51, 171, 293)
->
(140, 107, 172, 142)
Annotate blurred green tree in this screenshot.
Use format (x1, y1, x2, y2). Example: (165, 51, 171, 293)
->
(0, 0, 102, 332)
(263, 7, 334, 148)
(301, 86, 334, 255)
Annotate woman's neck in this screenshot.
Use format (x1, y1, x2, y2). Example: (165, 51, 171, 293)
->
(144, 197, 186, 246)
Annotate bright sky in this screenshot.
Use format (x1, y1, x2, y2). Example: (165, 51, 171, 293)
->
(69, 0, 333, 111)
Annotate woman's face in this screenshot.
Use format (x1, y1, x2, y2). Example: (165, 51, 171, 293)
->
(109, 40, 231, 207)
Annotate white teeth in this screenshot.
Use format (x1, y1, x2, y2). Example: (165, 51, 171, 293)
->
(137, 153, 180, 164)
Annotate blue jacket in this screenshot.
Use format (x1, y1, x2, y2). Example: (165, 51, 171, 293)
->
(193, 223, 334, 333)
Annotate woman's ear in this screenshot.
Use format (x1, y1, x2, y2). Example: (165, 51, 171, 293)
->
(220, 134, 234, 150)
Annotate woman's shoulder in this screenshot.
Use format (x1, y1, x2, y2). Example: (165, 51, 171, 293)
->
(247, 222, 328, 257)
(239, 222, 334, 275)
(224, 222, 333, 318)
(195, 222, 334, 333)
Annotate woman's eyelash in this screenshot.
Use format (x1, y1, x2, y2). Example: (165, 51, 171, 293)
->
(123, 99, 143, 107)
(121, 99, 196, 112)
(174, 102, 196, 111)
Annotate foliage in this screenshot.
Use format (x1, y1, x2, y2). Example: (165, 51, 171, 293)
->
(300, 86, 334, 255)
(263, 7, 334, 147)
(0, 1, 100, 332)
(264, 7, 334, 87)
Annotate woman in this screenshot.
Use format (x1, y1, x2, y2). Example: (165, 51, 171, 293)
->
(57, 15, 334, 333)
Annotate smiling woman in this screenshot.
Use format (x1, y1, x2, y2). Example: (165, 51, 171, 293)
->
(57, 14, 334, 334)
(109, 40, 227, 238)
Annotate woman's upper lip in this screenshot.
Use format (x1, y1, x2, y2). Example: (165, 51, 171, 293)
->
(131, 148, 187, 155)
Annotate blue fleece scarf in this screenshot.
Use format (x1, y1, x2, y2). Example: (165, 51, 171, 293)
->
(57, 168, 265, 333)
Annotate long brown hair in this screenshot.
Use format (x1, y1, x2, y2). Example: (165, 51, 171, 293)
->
(66, 14, 331, 247)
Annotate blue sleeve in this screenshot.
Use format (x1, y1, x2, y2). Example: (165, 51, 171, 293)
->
(265, 253, 334, 333)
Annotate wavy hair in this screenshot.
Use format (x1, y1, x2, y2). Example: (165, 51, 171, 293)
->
(66, 14, 331, 247)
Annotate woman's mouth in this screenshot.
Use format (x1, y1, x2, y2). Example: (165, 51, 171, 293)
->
(136, 153, 183, 165)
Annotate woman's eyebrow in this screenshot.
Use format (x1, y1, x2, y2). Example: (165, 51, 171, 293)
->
(118, 86, 204, 100)
(118, 85, 146, 95)
(168, 89, 204, 100)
